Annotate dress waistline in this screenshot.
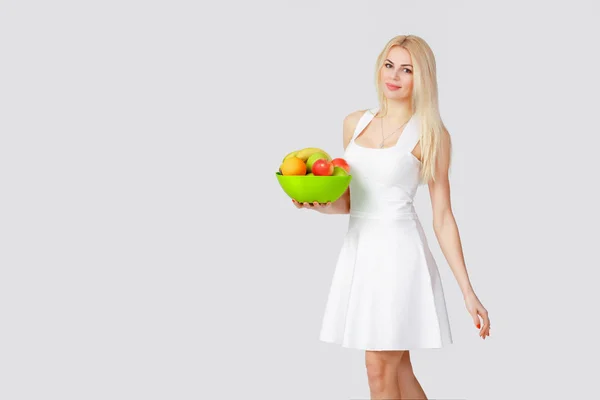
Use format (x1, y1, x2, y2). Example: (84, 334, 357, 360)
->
(349, 209, 419, 220)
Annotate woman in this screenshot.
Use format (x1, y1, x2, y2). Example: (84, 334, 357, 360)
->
(293, 34, 491, 399)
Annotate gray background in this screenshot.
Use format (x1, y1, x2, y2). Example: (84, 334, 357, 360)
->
(1, 1, 599, 399)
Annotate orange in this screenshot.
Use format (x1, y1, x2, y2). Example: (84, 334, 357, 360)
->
(280, 156, 307, 176)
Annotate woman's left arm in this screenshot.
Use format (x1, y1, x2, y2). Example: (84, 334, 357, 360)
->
(427, 130, 491, 340)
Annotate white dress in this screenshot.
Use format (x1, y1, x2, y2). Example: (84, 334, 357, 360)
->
(319, 107, 453, 351)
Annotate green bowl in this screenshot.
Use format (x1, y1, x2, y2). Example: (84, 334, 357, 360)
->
(276, 172, 352, 203)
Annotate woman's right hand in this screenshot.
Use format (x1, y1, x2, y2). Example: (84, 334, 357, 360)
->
(292, 199, 332, 210)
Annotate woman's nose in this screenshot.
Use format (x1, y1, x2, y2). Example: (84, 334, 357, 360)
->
(390, 69, 401, 80)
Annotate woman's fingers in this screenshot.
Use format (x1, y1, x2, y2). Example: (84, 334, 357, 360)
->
(292, 199, 304, 208)
(479, 308, 490, 339)
(292, 199, 332, 208)
(468, 308, 487, 339)
(481, 309, 490, 334)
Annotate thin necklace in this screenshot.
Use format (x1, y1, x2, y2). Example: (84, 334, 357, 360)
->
(379, 115, 410, 148)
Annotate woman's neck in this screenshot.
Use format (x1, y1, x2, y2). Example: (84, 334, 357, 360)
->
(378, 100, 413, 124)
(377, 106, 412, 126)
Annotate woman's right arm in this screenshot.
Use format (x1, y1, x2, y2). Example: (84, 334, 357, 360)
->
(293, 111, 362, 215)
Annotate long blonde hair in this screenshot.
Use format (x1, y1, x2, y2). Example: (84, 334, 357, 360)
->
(374, 34, 452, 185)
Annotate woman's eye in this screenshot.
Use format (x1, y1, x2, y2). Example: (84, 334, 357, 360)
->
(385, 64, 412, 73)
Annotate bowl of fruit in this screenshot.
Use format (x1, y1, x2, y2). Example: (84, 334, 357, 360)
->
(276, 147, 352, 203)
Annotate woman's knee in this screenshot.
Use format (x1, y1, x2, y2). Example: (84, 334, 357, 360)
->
(364, 350, 406, 389)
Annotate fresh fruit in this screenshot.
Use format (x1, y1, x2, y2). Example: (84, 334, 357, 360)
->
(332, 166, 348, 176)
(282, 150, 300, 162)
(306, 152, 329, 173)
(312, 159, 334, 176)
(280, 156, 307, 176)
(295, 147, 331, 162)
(332, 158, 350, 173)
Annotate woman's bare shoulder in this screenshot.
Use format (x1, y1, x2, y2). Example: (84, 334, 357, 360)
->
(343, 109, 369, 150)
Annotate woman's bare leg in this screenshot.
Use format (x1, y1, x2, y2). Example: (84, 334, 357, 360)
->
(396, 351, 427, 399)
(365, 350, 405, 399)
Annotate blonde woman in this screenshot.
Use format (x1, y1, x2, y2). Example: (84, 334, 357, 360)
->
(293, 34, 491, 399)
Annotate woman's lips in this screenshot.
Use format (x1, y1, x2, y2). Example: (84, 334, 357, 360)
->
(386, 83, 401, 90)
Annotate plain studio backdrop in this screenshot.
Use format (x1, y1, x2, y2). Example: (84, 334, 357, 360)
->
(1, 1, 599, 399)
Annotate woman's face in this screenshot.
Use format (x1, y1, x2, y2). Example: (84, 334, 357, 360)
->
(380, 46, 414, 100)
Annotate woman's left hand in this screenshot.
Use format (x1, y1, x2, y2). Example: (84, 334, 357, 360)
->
(464, 291, 490, 340)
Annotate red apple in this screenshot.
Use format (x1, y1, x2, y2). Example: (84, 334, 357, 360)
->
(312, 159, 334, 176)
(331, 158, 350, 173)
